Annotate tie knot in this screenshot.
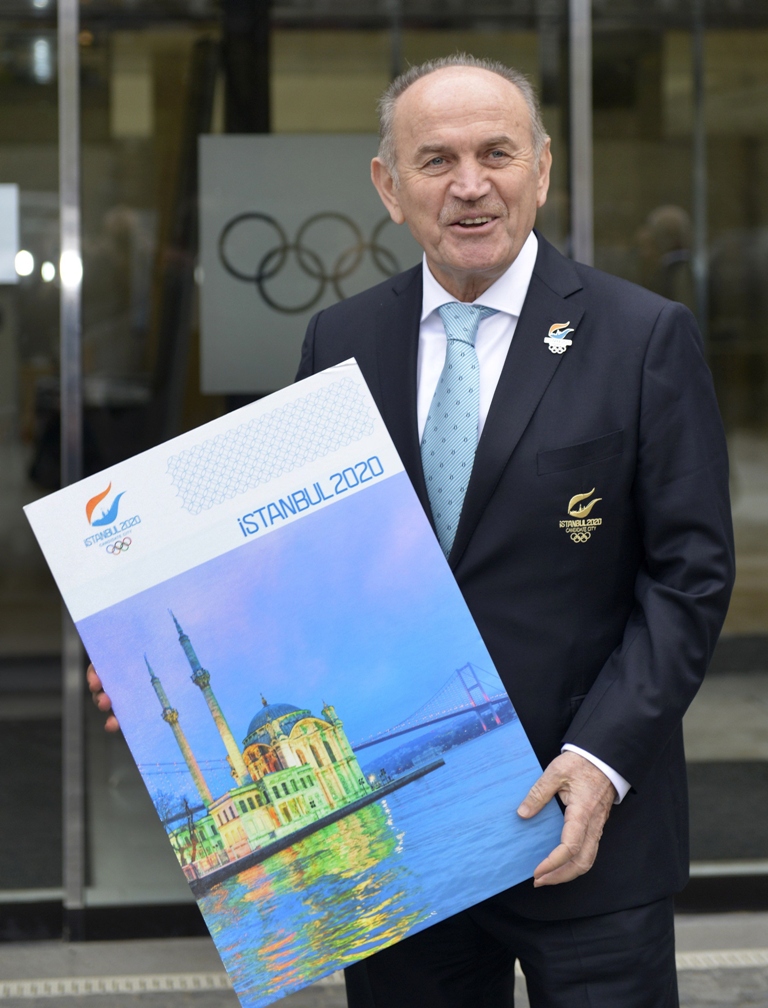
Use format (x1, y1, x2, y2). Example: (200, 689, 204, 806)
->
(438, 302, 498, 346)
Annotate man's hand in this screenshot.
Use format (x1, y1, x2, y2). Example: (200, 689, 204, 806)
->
(517, 750, 616, 887)
(86, 664, 120, 733)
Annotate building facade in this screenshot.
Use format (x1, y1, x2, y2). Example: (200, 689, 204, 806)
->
(2, 0, 767, 929)
(150, 614, 372, 878)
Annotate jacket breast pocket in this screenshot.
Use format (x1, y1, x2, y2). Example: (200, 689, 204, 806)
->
(537, 429, 624, 475)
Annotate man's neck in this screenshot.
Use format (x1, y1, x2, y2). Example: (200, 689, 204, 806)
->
(426, 264, 506, 303)
(421, 231, 539, 311)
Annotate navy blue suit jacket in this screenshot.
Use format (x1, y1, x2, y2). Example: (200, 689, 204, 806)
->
(296, 233, 735, 920)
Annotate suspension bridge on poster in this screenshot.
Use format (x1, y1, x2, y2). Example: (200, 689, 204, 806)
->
(350, 663, 512, 752)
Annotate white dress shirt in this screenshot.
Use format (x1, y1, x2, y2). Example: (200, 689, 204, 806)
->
(417, 231, 630, 804)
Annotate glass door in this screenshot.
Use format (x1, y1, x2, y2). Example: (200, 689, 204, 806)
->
(592, 2, 768, 891)
(0, 3, 63, 905)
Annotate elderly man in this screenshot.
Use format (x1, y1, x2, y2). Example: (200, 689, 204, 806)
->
(294, 54, 733, 1008)
(91, 54, 733, 1008)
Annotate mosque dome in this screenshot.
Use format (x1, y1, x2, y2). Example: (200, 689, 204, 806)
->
(242, 700, 314, 747)
(246, 703, 300, 736)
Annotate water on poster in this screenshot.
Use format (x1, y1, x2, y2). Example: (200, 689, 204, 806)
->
(203, 723, 559, 1008)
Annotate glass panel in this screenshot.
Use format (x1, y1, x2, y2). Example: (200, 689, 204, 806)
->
(77, 8, 573, 909)
(0, 13, 62, 895)
(80, 21, 223, 906)
(273, 31, 389, 132)
(2, 4, 573, 912)
(704, 30, 768, 636)
(593, 6, 768, 872)
(0, 0, 753, 920)
(689, 24, 768, 869)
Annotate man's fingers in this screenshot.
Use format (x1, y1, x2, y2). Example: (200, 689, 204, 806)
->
(531, 841, 578, 880)
(86, 662, 120, 732)
(517, 770, 561, 818)
(88, 673, 113, 712)
(533, 834, 600, 886)
(518, 753, 617, 887)
(532, 806, 604, 886)
(104, 713, 120, 733)
(93, 690, 113, 712)
(86, 664, 111, 706)
(534, 859, 591, 887)
(86, 664, 102, 693)
(532, 807, 589, 877)
(496, 752, 616, 884)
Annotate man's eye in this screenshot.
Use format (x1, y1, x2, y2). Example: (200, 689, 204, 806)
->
(489, 150, 507, 159)
(428, 157, 445, 166)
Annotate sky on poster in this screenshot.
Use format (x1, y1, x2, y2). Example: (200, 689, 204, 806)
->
(79, 472, 500, 799)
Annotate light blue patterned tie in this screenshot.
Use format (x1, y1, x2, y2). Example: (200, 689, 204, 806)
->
(421, 302, 498, 556)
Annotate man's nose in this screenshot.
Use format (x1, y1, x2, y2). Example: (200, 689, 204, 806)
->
(449, 160, 492, 202)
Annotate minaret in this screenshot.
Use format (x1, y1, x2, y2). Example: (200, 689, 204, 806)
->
(146, 655, 213, 806)
(170, 612, 249, 786)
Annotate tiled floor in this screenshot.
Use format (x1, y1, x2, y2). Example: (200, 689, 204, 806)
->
(1, 914, 767, 1008)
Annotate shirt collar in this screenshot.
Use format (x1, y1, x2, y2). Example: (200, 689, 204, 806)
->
(420, 230, 538, 323)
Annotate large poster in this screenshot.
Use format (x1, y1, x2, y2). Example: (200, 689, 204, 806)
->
(25, 362, 561, 1008)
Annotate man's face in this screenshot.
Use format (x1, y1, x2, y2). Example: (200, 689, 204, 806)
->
(371, 67, 551, 300)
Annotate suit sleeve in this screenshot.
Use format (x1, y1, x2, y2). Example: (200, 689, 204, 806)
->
(562, 301, 735, 790)
(295, 311, 320, 381)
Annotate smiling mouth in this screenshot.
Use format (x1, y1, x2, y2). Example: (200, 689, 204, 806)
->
(454, 216, 495, 228)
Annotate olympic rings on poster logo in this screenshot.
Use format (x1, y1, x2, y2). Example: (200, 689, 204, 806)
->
(106, 537, 132, 555)
(570, 531, 592, 543)
(218, 212, 402, 313)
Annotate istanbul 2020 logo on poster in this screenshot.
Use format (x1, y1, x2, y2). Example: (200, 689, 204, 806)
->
(83, 482, 141, 551)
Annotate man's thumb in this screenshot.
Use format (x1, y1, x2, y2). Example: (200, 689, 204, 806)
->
(517, 775, 556, 818)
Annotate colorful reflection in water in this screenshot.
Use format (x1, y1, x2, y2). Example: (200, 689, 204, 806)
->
(202, 802, 420, 1005)
(199, 723, 562, 1008)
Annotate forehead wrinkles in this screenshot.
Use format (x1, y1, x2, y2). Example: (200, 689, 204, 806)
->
(393, 76, 533, 161)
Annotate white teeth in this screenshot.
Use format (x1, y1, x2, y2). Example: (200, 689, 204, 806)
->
(458, 217, 492, 225)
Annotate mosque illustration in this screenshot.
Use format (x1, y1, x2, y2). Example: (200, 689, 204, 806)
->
(146, 613, 392, 889)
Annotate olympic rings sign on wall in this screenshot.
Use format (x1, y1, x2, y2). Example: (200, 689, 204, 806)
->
(106, 537, 132, 555)
(218, 212, 402, 314)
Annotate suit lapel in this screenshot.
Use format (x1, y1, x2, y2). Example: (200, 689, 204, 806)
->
(448, 239, 585, 568)
(369, 266, 434, 520)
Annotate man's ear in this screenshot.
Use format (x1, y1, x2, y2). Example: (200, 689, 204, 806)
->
(536, 138, 552, 209)
(371, 158, 405, 225)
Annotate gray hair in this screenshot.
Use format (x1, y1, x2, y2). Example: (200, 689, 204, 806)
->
(377, 53, 549, 183)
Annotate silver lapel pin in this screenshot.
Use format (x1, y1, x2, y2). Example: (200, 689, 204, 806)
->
(544, 321, 575, 354)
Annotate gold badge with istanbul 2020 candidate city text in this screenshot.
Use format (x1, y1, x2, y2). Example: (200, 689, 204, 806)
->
(560, 489, 602, 543)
